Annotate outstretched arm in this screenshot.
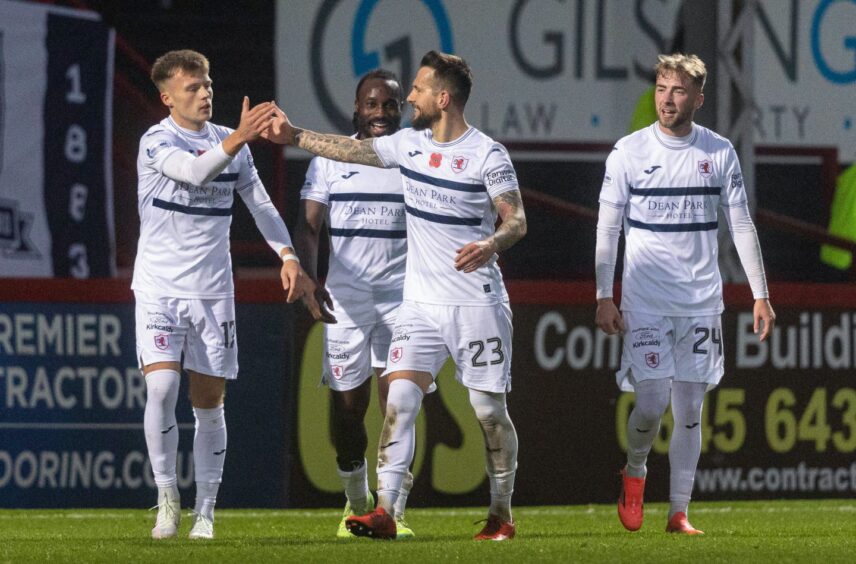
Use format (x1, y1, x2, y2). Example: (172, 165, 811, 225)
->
(454, 189, 527, 273)
(261, 105, 384, 167)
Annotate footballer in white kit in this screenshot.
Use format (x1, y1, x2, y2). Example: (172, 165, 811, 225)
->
(134, 50, 316, 542)
(373, 125, 517, 392)
(262, 51, 526, 540)
(301, 148, 405, 390)
(596, 53, 775, 536)
(295, 70, 416, 539)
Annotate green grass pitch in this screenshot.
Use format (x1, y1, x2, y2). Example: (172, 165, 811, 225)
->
(1, 500, 855, 563)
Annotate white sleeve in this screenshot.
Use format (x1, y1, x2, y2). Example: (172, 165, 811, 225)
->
(723, 202, 769, 299)
(160, 142, 234, 186)
(595, 202, 624, 299)
(237, 181, 293, 257)
(482, 144, 519, 198)
(595, 145, 630, 299)
(371, 129, 405, 168)
(300, 157, 331, 205)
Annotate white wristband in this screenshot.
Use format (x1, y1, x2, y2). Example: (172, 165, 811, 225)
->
(281, 253, 300, 264)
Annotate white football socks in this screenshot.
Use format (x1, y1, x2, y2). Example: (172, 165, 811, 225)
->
(144, 369, 180, 490)
(393, 471, 414, 520)
(193, 405, 226, 521)
(376, 379, 423, 515)
(338, 458, 370, 513)
(668, 381, 706, 518)
(469, 389, 518, 523)
(625, 378, 671, 478)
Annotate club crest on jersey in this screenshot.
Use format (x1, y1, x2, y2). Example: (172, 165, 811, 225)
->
(390, 347, 403, 363)
(429, 153, 442, 168)
(154, 333, 169, 351)
(451, 155, 469, 173)
(698, 160, 713, 178)
(331, 365, 343, 379)
(645, 352, 660, 368)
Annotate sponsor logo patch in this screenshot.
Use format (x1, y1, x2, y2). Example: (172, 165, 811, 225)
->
(487, 168, 516, 187)
(731, 172, 743, 189)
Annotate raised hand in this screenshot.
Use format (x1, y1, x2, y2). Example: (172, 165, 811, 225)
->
(235, 97, 275, 143)
(260, 103, 298, 145)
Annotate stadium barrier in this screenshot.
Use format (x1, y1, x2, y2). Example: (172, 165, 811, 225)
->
(2, 279, 855, 507)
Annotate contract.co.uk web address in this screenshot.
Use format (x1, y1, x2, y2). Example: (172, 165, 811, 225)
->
(696, 463, 856, 494)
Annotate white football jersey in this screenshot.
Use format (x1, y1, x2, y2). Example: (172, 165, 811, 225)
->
(133, 117, 260, 298)
(301, 149, 406, 326)
(599, 123, 747, 315)
(373, 127, 518, 305)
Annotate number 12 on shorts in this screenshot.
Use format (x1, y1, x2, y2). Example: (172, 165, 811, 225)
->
(469, 337, 504, 367)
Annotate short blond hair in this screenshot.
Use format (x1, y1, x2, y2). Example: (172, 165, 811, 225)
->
(655, 53, 706, 90)
(151, 49, 209, 90)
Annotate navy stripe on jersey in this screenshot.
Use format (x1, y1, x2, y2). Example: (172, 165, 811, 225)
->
(627, 218, 717, 232)
(329, 193, 405, 203)
(400, 166, 486, 193)
(329, 228, 406, 239)
(153, 198, 232, 216)
(405, 204, 481, 226)
(212, 172, 239, 182)
(629, 186, 721, 196)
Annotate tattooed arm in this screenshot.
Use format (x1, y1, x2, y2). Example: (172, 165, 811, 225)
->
(454, 189, 527, 273)
(261, 104, 384, 167)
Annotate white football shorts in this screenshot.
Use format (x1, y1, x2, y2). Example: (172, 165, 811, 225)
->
(321, 311, 397, 392)
(616, 311, 724, 392)
(384, 300, 513, 393)
(134, 291, 239, 379)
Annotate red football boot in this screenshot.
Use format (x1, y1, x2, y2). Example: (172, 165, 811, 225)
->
(666, 512, 704, 535)
(345, 507, 397, 540)
(474, 514, 516, 541)
(617, 467, 645, 531)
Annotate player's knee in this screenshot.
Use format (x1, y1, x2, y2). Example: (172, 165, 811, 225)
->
(468, 389, 510, 428)
(633, 396, 670, 423)
(386, 379, 423, 423)
(144, 369, 179, 405)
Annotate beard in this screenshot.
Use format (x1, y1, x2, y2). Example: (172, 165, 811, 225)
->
(411, 105, 441, 131)
(658, 106, 693, 132)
